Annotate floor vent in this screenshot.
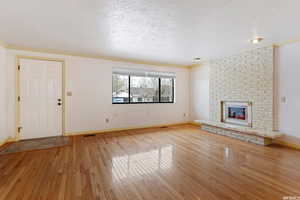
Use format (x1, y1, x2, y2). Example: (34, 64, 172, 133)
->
(160, 126, 169, 128)
(83, 134, 96, 137)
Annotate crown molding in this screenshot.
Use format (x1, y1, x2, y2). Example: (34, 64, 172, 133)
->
(2, 35, 300, 68)
(0, 41, 7, 48)
(6, 44, 190, 69)
(273, 37, 300, 47)
(188, 64, 201, 69)
(188, 60, 212, 69)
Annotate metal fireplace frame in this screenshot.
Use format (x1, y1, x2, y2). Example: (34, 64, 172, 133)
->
(221, 101, 252, 127)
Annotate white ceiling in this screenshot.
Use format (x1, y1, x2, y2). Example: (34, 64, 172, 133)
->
(0, 0, 300, 65)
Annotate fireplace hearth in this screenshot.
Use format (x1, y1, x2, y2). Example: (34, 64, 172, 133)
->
(221, 101, 252, 127)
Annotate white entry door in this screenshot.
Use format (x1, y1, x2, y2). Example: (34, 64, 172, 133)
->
(19, 58, 63, 140)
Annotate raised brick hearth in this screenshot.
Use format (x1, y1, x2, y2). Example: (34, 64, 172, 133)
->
(198, 120, 283, 146)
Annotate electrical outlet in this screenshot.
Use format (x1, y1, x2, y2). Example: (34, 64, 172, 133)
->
(105, 118, 109, 123)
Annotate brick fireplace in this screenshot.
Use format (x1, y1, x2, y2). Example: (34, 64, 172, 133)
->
(209, 46, 275, 131)
(197, 46, 283, 145)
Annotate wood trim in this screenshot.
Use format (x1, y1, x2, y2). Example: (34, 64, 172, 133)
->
(0, 139, 6, 148)
(273, 46, 279, 131)
(1, 122, 194, 147)
(2, 36, 300, 68)
(0, 41, 7, 48)
(189, 121, 201, 127)
(274, 140, 300, 151)
(273, 38, 300, 47)
(16, 55, 64, 62)
(15, 56, 66, 141)
(0, 137, 17, 148)
(66, 122, 192, 136)
(7, 45, 188, 68)
(274, 135, 300, 150)
(188, 61, 210, 69)
(188, 64, 201, 69)
(16, 57, 20, 140)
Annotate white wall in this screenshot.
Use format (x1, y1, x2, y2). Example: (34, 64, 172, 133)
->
(277, 43, 300, 138)
(190, 63, 209, 121)
(5, 49, 190, 138)
(0, 46, 8, 142)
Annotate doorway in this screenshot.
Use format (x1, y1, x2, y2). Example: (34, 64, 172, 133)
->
(17, 57, 65, 140)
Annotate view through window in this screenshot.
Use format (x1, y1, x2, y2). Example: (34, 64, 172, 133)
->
(112, 70, 175, 104)
(112, 74, 129, 103)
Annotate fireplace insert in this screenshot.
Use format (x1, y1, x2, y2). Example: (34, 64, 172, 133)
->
(221, 101, 252, 127)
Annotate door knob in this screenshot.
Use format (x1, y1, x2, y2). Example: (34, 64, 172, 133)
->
(58, 103, 61, 106)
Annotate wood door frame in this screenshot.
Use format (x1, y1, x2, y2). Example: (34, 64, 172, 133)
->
(16, 56, 66, 140)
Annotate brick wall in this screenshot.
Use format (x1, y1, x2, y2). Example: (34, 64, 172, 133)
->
(209, 46, 274, 131)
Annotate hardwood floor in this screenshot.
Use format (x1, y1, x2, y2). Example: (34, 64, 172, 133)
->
(1, 125, 300, 200)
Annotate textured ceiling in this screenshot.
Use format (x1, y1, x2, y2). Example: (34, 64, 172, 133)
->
(0, 0, 300, 65)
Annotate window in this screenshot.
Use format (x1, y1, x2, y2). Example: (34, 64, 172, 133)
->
(112, 74, 129, 103)
(112, 69, 175, 104)
(130, 76, 159, 103)
(160, 78, 174, 103)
